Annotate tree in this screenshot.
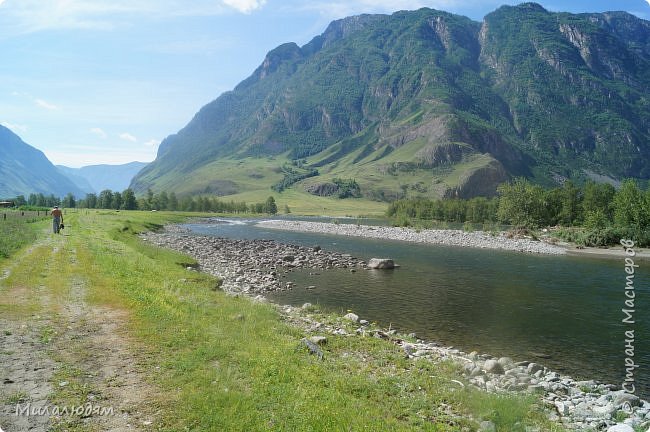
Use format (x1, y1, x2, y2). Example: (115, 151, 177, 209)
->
(98, 189, 113, 209)
(557, 181, 581, 226)
(62, 193, 76, 209)
(613, 180, 649, 232)
(35, 193, 46, 207)
(112, 192, 122, 210)
(14, 195, 26, 207)
(158, 191, 169, 211)
(168, 192, 178, 211)
(497, 178, 546, 228)
(264, 196, 278, 215)
(582, 181, 615, 222)
(85, 193, 98, 209)
(146, 189, 154, 209)
(122, 189, 137, 210)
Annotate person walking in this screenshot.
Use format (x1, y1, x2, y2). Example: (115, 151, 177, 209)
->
(51, 205, 63, 234)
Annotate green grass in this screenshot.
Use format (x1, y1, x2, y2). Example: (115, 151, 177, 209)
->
(0, 210, 568, 431)
(0, 210, 49, 259)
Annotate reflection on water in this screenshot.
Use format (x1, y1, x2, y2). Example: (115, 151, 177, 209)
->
(185, 217, 650, 399)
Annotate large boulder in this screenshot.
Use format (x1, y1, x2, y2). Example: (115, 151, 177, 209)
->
(367, 258, 395, 269)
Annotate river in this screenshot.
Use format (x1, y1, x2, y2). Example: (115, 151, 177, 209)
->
(184, 217, 650, 399)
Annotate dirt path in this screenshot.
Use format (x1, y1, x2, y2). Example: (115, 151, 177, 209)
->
(0, 233, 157, 431)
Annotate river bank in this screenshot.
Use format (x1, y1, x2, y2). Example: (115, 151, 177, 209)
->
(141, 225, 650, 432)
(257, 220, 567, 255)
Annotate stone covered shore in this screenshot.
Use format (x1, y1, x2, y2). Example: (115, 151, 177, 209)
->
(140, 225, 648, 432)
(257, 220, 567, 255)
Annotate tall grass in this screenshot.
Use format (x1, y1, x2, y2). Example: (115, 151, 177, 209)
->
(0, 212, 48, 259)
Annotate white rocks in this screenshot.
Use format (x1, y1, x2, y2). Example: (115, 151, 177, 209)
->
(592, 403, 616, 418)
(343, 312, 359, 322)
(309, 336, 327, 345)
(140, 228, 365, 295)
(367, 258, 395, 269)
(554, 401, 570, 416)
(607, 425, 635, 432)
(527, 362, 544, 374)
(497, 357, 514, 369)
(479, 420, 496, 431)
(613, 391, 640, 408)
(257, 220, 566, 255)
(483, 359, 505, 375)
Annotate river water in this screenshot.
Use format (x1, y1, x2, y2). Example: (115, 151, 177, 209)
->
(184, 217, 650, 399)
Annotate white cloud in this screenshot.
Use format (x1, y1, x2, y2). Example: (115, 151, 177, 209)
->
(35, 98, 59, 110)
(0, 1, 233, 34)
(119, 132, 137, 142)
(143, 139, 160, 147)
(90, 127, 107, 139)
(222, 0, 266, 14)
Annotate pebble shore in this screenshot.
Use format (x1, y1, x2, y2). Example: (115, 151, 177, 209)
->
(256, 220, 567, 255)
(140, 224, 648, 432)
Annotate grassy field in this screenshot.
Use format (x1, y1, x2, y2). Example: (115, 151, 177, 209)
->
(0, 210, 566, 431)
(142, 137, 502, 215)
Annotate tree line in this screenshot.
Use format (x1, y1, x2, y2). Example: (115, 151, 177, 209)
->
(387, 178, 650, 246)
(8, 189, 279, 215)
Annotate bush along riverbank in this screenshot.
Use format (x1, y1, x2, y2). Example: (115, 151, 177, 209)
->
(387, 178, 650, 249)
(141, 224, 649, 432)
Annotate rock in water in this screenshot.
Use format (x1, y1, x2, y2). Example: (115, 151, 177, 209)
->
(367, 258, 395, 269)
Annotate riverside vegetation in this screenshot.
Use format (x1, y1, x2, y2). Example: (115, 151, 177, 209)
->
(0, 210, 572, 431)
(387, 178, 650, 247)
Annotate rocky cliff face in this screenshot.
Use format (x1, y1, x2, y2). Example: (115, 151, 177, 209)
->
(132, 4, 650, 200)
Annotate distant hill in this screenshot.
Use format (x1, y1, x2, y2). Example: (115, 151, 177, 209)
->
(58, 162, 147, 194)
(132, 4, 650, 200)
(0, 125, 86, 198)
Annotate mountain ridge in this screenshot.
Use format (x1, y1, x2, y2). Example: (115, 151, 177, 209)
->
(132, 4, 650, 200)
(0, 125, 86, 198)
(57, 162, 148, 194)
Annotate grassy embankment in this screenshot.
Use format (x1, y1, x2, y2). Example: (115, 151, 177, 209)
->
(0, 210, 567, 431)
(0, 210, 49, 259)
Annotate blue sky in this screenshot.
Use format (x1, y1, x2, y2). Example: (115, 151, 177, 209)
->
(1, 0, 649, 167)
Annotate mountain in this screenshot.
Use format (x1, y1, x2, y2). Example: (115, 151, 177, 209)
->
(57, 162, 148, 194)
(131, 4, 650, 200)
(0, 125, 86, 198)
